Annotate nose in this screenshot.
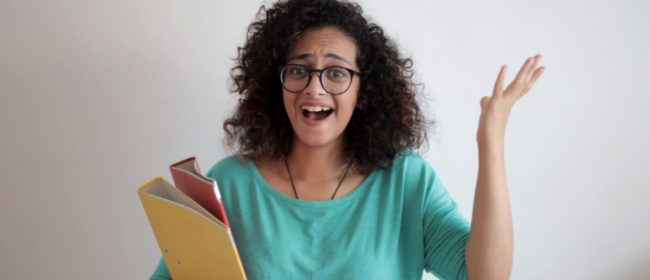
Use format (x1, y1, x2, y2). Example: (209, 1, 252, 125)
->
(302, 71, 327, 96)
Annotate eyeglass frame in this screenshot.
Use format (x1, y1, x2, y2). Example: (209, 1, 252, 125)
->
(278, 64, 361, 95)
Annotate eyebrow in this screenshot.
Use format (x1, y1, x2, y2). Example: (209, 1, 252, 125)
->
(287, 53, 352, 67)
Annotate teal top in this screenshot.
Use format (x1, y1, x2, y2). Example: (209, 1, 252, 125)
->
(149, 150, 471, 280)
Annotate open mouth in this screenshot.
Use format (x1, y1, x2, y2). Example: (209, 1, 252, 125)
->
(301, 106, 333, 121)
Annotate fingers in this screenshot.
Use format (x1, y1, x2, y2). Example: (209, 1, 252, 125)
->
(495, 55, 545, 102)
(493, 65, 507, 98)
(511, 54, 545, 100)
(513, 56, 537, 99)
(522, 66, 546, 95)
(513, 57, 536, 90)
(526, 54, 542, 82)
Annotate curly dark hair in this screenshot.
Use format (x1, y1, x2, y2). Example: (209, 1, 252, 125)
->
(224, 0, 432, 175)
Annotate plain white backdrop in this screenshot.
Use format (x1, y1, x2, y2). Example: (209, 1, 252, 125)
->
(1, 0, 649, 279)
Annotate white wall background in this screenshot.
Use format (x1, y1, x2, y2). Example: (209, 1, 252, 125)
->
(1, 0, 649, 279)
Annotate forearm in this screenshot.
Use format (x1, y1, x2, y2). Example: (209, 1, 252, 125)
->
(465, 139, 514, 280)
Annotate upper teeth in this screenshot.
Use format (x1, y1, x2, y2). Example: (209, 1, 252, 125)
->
(302, 106, 331, 112)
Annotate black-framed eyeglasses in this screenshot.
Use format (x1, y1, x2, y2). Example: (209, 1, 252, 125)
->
(279, 64, 361, 95)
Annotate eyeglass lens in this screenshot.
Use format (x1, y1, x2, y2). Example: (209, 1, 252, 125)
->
(281, 65, 352, 94)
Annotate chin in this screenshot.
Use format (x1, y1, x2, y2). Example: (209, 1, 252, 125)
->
(295, 131, 338, 148)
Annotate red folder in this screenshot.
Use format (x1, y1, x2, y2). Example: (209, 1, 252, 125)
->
(169, 157, 230, 228)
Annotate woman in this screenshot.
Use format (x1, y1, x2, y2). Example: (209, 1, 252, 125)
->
(150, 0, 544, 279)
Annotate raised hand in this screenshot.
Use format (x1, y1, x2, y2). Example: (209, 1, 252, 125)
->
(476, 54, 546, 147)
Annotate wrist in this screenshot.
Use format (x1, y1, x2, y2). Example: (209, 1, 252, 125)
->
(477, 136, 505, 153)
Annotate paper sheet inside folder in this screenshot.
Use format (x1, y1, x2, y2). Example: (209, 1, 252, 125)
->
(138, 177, 247, 280)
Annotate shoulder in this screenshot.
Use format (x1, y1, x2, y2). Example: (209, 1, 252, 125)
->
(204, 156, 259, 211)
(205, 155, 253, 181)
(391, 148, 437, 176)
(385, 149, 442, 192)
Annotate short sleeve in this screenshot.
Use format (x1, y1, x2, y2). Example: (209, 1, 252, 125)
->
(421, 165, 471, 280)
(149, 256, 172, 280)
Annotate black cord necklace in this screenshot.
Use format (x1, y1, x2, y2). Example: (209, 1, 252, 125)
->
(284, 158, 352, 200)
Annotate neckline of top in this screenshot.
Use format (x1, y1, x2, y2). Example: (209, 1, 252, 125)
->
(247, 157, 379, 208)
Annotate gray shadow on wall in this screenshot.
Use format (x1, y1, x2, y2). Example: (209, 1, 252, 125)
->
(606, 251, 650, 280)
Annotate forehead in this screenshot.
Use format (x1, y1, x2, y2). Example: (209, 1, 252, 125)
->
(289, 27, 357, 67)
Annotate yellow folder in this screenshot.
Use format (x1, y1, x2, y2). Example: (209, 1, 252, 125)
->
(138, 177, 247, 280)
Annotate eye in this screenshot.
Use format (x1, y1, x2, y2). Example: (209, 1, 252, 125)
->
(326, 67, 348, 80)
(289, 66, 306, 75)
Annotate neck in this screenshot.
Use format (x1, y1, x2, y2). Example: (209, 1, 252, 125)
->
(285, 133, 348, 182)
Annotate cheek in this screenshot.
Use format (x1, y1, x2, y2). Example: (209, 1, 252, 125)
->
(335, 94, 358, 120)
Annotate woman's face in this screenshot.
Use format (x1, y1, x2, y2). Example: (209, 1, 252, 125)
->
(283, 27, 360, 148)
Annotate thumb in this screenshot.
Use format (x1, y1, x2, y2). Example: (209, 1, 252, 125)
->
(480, 96, 489, 111)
